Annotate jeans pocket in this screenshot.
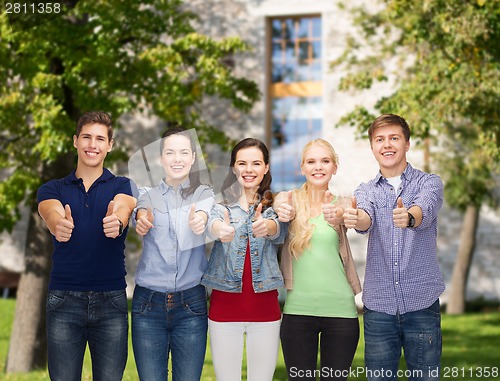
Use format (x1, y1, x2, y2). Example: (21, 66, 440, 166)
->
(183, 295, 208, 316)
(109, 290, 128, 313)
(46, 290, 66, 312)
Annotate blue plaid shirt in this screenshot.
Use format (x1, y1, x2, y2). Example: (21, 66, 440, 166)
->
(355, 163, 445, 315)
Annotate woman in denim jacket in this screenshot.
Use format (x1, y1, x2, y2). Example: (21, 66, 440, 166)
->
(201, 138, 286, 381)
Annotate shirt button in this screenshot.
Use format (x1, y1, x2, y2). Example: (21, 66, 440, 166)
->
(395, 282, 399, 285)
(258, 284, 263, 289)
(395, 262, 398, 266)
(255, 269, 260, 274)
(85, 204, 89, 208)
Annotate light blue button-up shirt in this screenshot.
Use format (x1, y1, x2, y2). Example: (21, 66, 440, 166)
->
(133, 179, 215, 292)
(355, 163, 445, 315)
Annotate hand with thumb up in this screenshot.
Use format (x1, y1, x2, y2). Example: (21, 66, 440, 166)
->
(189, 204, 207, 235)
(276, 190, 295, 222)
(343, 196, 359, 229)
(217, 209, 236, 242)
(393, 197, 409, 228)
(136, 207, 154, 236)
(322, 190, 344, 225)
(251, 203, 268, 238)
(55, 204, 75, 242)
(103, 200, 123, 238)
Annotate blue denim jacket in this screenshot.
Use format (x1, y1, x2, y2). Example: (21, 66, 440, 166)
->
(201, 202, 286, 293)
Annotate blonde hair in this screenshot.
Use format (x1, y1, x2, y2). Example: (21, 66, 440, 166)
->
(288, 139, 339, 258)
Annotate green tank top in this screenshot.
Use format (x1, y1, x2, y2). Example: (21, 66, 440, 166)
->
(283, 215, 358, 318)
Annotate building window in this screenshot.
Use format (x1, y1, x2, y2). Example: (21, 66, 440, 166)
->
(267, 15, 322, 192)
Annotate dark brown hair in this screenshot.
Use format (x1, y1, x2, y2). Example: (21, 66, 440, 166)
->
(221, 138, 273, 208)
(160, 126, 203, 199)
(76, 111, 113, 141)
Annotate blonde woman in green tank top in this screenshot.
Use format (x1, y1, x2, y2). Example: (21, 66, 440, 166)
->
(274, 138, 361, 381)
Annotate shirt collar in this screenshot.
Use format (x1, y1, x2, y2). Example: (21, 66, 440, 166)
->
(375, 163, 415, 184)
(159, 178, 190, 194)
(64, 168, 115, 185)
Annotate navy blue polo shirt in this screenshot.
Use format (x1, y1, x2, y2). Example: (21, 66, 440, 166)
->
(37, 168, 136, 291)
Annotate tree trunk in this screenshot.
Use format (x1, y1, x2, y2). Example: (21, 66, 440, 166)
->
(6, 153, 74, 373)
(446, 204, 480, 315)
(6, 206, 52, 372)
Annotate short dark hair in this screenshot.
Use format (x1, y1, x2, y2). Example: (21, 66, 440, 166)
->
(368, 114, 410, 143)
(76, 111, 113, 141)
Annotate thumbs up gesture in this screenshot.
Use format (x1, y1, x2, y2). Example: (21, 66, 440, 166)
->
(343, 196, 359, 229)
(218, 209, 236, 242)
(103, 200, 122, 238)
(277, 190, 295, 222)
(189, 204, 207, 235)
(251, 203, 268, 238)
(322, 190, 344, 225)
(136, 207, 154, 236)
(55, 204, 75, 242)
(393, 197, 409, 228)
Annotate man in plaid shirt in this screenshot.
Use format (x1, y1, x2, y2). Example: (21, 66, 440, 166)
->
(344, 114, 445, 381)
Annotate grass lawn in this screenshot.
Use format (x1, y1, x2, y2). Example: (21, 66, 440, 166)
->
(1, 298, 499, 380)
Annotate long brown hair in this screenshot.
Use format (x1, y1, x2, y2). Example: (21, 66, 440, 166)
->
(221, 138, 274, 208)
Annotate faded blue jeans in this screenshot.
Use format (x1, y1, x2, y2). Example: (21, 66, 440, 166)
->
(131, 284, 208, 381)
(46, 289, 128, 381)
(363, 299, 442, 381)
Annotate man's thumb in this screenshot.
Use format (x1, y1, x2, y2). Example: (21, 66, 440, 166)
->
(397, 197, 404, 209)
(351, 196, 357, 209)
(106, 200, 115, 217)
(65, 204, 73, 223)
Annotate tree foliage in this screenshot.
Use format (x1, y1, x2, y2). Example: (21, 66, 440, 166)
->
(0, 0, 260, 232)
(332, 0, 500, 210)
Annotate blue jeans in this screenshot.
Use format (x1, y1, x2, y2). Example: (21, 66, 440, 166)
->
(46, 289, 128, 381)
(363, 300, 442, 381)
(132, 284, 208, 381)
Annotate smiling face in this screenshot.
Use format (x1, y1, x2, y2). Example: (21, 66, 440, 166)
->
(370, 124, 410, 177)
(301, 144, 337, 189)
(232, 146, 269, 195)
(160, 134, 195, 187)
(73, 123, 113, 169)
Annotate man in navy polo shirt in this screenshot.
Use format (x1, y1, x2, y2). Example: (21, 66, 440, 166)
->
(37, 111, 136, 381)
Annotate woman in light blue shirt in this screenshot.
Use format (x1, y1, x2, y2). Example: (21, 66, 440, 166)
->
(131, 127, 215, 381)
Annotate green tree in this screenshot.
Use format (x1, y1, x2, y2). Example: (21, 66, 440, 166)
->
(332, 0, 500, 313)
(1, 0, 259, 372)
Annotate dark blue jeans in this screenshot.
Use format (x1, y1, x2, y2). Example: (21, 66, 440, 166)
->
(131, 284, 208, 381)
(46, 289, 128, 381)
(363, 300, 442, 381)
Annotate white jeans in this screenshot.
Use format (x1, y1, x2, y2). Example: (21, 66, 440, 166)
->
(208, 319, 281, 381)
